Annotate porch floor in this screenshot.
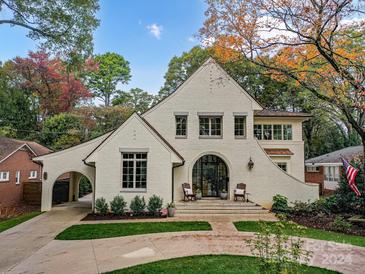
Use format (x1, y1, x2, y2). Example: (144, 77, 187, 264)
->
(175, 199, 269, 215)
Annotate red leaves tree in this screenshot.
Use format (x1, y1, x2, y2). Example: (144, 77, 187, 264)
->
(11, 50, 93, 120)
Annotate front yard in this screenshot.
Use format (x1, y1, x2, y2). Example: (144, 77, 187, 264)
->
(234, 221, 365, 248)
(0, 211, 41, 233)
(56, 221, 212, 240)
(105, 255, 339, 274)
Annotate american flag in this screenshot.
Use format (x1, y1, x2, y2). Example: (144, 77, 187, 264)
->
(341, 157, 361, 196)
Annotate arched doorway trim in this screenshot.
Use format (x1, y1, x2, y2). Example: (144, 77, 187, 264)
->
(191, 153, 230, 197)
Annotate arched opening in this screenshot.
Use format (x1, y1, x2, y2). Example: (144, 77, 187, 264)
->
(192, 154, 229, 197)
(51, 171, 93, 209)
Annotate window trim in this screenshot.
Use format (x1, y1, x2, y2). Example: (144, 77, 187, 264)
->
(234, 115, 247, 139)
(199, 116, 223, 138)
(29, 170, 38, 179)
(0, 171, 10, 182)
(254, 124, 293, 141)
(175, 115, 188, 138)
(15, 171, 20, 184)
(121, 152, 148, 192)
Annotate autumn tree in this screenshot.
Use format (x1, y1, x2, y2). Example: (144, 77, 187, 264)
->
(112, 88, 154, 113)
(200, 0, 365, 154)
(11, 50, 93, 120)
(0, 0, 99, 56)
(86, 52, 131, 106)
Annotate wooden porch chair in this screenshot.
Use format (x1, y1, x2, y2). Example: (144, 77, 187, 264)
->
(234, 183, 247, 201)
(182, 183, 196, 201)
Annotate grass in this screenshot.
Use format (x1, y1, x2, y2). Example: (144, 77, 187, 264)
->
(104, 254, 339, 274)
(0, 211, 42, 233)
(55, 221, 212, 240)
(234, 221, 365, 248)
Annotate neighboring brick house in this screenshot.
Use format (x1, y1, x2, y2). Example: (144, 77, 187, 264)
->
(0, 137, 51, 207)
(305, 145, 363, 194)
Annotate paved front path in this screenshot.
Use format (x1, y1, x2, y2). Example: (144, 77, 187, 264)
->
(5, 217, 365, 274)
(0, 201, 90, 273)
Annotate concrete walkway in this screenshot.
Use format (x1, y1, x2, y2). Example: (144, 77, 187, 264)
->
(0, 200, 91, 273)
(4, 216, 365, 274)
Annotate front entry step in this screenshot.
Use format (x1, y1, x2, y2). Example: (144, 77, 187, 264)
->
(175, 200, 269, 215)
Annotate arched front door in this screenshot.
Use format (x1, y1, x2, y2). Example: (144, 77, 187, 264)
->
(192, 154, 229, 197)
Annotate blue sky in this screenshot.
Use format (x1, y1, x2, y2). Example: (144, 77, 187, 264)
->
(0, 0, 206, 94)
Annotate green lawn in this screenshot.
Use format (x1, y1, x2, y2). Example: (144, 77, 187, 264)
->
(234, 221, 365, 248)
(0, 211, 42, 233)
(56, 221, 212, 240)
(104, 255, 339, 274)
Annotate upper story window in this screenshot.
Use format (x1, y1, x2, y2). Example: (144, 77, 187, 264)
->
(122, 152, 147, 190)
(16, 171, 20, 184)
(29, 170, 37, 179)
(234, 116, 246, 138)
(175, 115, 187, 137)
(277, 162, 288, 172)
(0, 171, 9, 182)
(199, 116, 222, 138)
(254, 124, 292, 140)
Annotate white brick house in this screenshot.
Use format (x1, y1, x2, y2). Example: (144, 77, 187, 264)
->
(34, 58, 318, 211)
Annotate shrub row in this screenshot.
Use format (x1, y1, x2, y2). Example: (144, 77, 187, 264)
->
(94, 195, 163, 216)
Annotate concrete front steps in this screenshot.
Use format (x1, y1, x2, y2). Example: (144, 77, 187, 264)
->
(175, 199, 269, 215)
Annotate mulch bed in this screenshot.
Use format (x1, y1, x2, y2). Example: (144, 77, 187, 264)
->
(0, 204, 40, 220)
(288, 214, 365, 236)
(82, 211, 168, 221)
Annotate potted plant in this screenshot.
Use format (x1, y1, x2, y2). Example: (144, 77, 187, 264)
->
(196, 188, 202, 200)
(220, 189, 228, 200)
(167, 202, 175, 217)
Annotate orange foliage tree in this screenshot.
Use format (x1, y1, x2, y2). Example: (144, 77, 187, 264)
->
(200, 0, 365, 152)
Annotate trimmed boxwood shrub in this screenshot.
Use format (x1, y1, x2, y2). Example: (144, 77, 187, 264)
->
(130, 195, 146, 214)
(271, 194, 289, 213)
(147, 195, 163, 214)
(95, 197, 108, 215)
(110, 195, 127, 215)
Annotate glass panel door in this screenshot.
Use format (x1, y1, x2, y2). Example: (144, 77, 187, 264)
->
(192, 155, 228, 197)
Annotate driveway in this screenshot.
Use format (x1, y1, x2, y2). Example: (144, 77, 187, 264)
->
(0, 200, 91, 273)
(3, 214, 365, 274)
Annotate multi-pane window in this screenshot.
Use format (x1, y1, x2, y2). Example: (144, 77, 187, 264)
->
(0, 171, 9, 182)
(122, 153, 147, 189)
(325, 166, 340, 182)
(273, 125, 282, 140)
(277, 162, 287, 172)
(175, 115, 187, 137)
(306, 166, 319, 172)
(254, 125, 262, 140)
(199, 116, 222, 137)
(234, 116, 246, 137)
(254, 124, 293, 140)
(283, 125, 293, 140)
(263, 125, 272, 140)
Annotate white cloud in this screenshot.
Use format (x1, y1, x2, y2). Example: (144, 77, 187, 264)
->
(188, 36, 195, 42)
(147, 23, 163, 39)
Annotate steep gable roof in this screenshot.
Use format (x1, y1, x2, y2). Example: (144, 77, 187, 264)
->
(0, 137, 52, 163)
(83, 113, 184, 163)
(142, 57, 263, 117)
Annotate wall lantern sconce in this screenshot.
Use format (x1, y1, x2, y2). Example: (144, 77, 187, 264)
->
(43, 172, 48, 180)
(248, 157, 254, 170)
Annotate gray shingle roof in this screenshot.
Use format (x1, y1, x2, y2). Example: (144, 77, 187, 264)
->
(305, 145, 363, 164)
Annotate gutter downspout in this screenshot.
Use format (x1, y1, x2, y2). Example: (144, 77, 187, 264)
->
(172, 161, 185, 203)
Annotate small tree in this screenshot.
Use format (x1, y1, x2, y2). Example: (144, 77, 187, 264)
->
(246, 221, 312, 274)
(95, 197, 108, 215)
(147, 195, 163, 214)
(110, 195, 127, 215)
(130, 196, 146, 214)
